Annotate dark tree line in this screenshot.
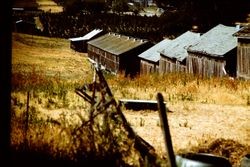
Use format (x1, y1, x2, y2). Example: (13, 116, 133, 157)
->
(155, 0, 250, 31)
(53, 0, 131, 14)
(12, 0, 250, 44)
(51, 0, 250, 33)
(14, 10, 192, 42)
(38, 12, 171, 42)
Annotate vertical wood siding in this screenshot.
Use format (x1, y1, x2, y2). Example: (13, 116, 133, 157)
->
(237, 40, 250, 79)
(140, 60, 158, 74)
(159, 56, 186, 74)
(88, 44, 119, 73)
(187, 53, 226, 77)
(87, 41, 150, 76)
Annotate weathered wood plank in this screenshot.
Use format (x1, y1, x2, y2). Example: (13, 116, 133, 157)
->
(119, 99, 168, 111)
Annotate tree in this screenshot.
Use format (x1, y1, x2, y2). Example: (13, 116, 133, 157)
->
(63, 0, 83, 13)
(156, 0, 250, 32)
(54, 0, 108, 14)
(111, 0, 129, 14)
(82, 0, 107, 13)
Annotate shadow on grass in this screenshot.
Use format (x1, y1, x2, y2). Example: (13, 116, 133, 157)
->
(11, 149, 119, 167)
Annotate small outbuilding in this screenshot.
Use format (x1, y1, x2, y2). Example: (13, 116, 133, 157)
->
(187, 24, 238, 78)
(233, 25, 250, 80)
(87, 32, 152, 76)
(69, 29, 104, 53)
(159, 31, 200, 74)
(138, 38, 171, 74)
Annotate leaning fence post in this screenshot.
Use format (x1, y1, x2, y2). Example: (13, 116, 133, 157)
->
(157, 93, 176, 167)
(24, 91, 30, 149)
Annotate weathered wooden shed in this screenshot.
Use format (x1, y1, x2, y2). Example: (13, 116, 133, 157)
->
(159, 31, 200, 74)
(69, 29, 104, 53)
(87, 32, 152, 76)
(187, 24, 238, 78)
(138, 38, 171, 74)
(233, 25, 250, 80)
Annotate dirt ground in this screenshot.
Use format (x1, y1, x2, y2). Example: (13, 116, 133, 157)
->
(123, 102, 250, 165)
(35, 100, 250, 166)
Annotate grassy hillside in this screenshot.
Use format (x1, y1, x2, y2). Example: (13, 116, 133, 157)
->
(36, 0, 63, 12)
(11, 33, 250, 166)
(13, 0, 63, 12)
(12, 33, 91, 81)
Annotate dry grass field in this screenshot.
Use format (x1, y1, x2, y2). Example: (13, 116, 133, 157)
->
(13, 0, 63, 12)
(37, 0, 63, 13)
(11, 33, 250, 166)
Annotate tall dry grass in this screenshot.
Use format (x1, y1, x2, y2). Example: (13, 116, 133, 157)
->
(108, 72, 250, 106)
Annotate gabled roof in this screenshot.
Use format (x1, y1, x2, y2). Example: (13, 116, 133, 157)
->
(69, 29, 103, 41)
(233, 25, 250, 39)
(138, 38, 171, 63)
(188, 24, 238, 57)
(87, 33, 149, 55)
(160, 31, 200, 61)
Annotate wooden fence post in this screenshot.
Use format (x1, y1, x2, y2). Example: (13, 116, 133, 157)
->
(24, 91, 30, 148)
(157, 93, 176, 167)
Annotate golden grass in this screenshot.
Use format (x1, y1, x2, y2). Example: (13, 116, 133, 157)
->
(11, 33, 250, 166)
(109, 73, 250, 106)
(12, 33, 93, 81)
(37, 0, 63, 13)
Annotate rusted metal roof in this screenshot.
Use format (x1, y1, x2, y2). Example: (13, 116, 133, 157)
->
(233, 25, 250, 39)
(188, 24, 238, 57)
(87, 33, 149, 55)
(160, 31, 200, 61)
(138, 38, 171, 63)
(69, 29, 103, 41)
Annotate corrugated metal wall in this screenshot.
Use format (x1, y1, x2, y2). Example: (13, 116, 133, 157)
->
(237, 40, 250, 79)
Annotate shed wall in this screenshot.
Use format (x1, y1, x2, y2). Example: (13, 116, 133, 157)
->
(70, 41, 86, 52)
(187, 53, 226, 77)
(88, 44, 120, 73)
(140, 60, 159, 74)
(159, 56, 186, 74)
(237, 39, 250, 79)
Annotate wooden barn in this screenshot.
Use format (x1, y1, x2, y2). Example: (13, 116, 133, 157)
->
(69, 29, 104, 53)
(138, 38, 171, 74)
(87, 33, 152, 76)
(233, 25, 250, 80)
(187, 24, 238, 78)
(159, 31, 200, 74)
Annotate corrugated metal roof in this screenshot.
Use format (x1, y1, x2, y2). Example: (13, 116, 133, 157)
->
(160, 31, 200, 61)
(87, 33, 149, 55)
(188, 24, 238, 57)
(69, 29, 103, 41)
(138, 38, 171, 62)
(233, 25, 250, 39)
